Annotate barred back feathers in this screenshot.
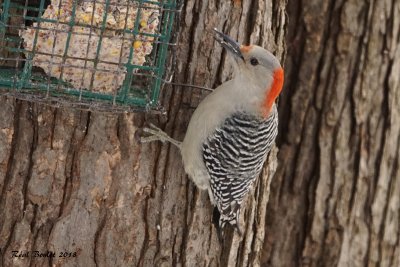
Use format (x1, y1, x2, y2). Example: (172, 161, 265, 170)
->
(203, 105, 278, 230)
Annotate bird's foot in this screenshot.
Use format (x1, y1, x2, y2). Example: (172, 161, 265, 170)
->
(141, 123, 182, 148)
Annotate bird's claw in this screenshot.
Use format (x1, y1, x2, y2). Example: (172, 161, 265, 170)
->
(140, 135, 164, 143)
(140, 123, 182, 149)
(141, 124, 170, 143)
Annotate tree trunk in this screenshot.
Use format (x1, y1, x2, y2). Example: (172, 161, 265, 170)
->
(0, 0, 286, 266)
(262, 0, 400, 266)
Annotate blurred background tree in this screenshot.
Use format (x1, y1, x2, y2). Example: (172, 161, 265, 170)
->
(262, 1, 400, 266)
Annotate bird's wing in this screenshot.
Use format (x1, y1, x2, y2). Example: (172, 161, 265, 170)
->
(202, 109, 278, 229)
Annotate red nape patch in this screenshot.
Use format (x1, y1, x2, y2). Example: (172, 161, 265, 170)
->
(262, 68, 284, 118)
(240, 45, 253, 53)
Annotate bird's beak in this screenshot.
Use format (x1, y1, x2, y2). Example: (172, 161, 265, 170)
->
(213, 28, 244, 61)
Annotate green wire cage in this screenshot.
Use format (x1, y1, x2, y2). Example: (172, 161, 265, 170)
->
(0, 0, 177, 112)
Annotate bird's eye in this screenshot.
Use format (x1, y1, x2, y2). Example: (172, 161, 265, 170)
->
(250, 57, 259, 66)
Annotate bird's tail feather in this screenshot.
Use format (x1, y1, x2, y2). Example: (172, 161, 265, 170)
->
(212, 207, 242, 242)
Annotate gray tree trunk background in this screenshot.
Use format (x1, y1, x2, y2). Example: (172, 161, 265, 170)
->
(0, 0, 286, 266)
(262, 0, 400, 266)
(1, 0, 399, 266)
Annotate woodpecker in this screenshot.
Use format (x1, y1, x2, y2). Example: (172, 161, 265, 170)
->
(141, 28, 284, 235)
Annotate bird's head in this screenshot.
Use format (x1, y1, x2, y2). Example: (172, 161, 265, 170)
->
(214, 29, 284, 118)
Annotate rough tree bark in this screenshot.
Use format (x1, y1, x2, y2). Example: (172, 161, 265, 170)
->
(0, 0, 286, 266)
(262, 0, 400, 266)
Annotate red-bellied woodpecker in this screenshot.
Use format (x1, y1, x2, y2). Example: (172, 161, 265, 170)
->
(141, 28, 284, 236)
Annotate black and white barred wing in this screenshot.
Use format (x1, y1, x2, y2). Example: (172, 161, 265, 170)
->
(202, 110, 278, 228)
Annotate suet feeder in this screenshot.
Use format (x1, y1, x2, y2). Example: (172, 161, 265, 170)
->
(0, 0, 177, 112)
